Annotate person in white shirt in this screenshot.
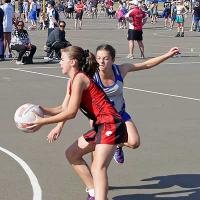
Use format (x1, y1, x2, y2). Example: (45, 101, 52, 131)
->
(1, 0, 14, 58)
(47, 1, 59, 35)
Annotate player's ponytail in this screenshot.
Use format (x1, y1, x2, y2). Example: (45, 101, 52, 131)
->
(81, 49, 99, 78)
(61, 46, 99, 78)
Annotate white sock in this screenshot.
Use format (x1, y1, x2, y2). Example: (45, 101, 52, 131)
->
(87, 188, 95, 197)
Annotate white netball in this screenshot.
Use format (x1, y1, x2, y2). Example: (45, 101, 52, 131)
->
(14, 103, 44, 133)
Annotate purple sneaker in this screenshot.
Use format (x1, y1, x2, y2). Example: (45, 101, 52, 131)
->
(87, 194, 95, 200)
(113, 146, 124, 164)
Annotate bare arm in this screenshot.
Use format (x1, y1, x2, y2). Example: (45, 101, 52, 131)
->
(34, 74, 86, 126)
(40, 80, 71, 116)
(120, 47, 180, 77)
(42, 80, 71, 142)
(40, 105, 62, 116)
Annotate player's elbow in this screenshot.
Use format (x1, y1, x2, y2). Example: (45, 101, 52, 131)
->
(67, 111, 77, 119)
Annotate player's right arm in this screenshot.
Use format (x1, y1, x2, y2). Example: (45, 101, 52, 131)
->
(43, 80, 71, 141)
(40, 80, 71, 116)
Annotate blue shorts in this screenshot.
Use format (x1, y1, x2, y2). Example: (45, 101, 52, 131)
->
(119, 111, 132, 122)
(29, 11, 37, 20)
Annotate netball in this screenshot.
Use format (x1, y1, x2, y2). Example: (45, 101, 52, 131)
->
(14, 103, 44, 133)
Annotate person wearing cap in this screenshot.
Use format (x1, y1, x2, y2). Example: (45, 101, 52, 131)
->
(125, 0, 147, 59)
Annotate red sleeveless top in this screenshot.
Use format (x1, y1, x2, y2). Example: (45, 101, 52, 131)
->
(69, 72, 122, 124)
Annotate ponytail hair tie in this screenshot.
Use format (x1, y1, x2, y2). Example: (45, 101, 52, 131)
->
(83, 49, 89, 58)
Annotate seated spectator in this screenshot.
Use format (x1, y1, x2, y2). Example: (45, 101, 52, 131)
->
(44, 21, 71, 61)
(10, 20, 36, 65)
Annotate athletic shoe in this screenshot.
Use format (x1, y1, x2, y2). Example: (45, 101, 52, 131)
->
(7, 53, 12, 58)
(126, 54, 134, 59)
(87, 194, 95, 200)
(44, 57, 53, 61)
(181, 32, 184, 37)
(113, 146, 124, 164)
(16, 61, 24, 65)
(55, 56, 60, 60)
(175, 33, 180, 37)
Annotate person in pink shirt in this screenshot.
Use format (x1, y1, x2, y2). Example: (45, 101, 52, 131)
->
(125, 0, 147, 59)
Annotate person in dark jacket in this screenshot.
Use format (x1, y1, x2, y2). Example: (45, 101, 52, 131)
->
(44, 20, 71, 60)
(0, 7, 4, 61)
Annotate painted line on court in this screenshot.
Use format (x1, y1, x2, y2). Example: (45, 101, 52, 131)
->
(118, 53, 200, 58)
(11, 68, 67, 79)
(10, 68, 200, 102)
(164, 61, 200, 65)
(0, 146, 42, 200)
(124, 86, 200, 102)
(0, 66, 59, 70)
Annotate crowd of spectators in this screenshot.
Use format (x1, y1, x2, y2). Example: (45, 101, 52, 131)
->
(0, 0, 199, 64)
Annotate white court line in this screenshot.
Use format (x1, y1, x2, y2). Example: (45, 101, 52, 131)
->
(0, 66, 58, 70)
(11, 68, 67, 79)
(124, 87, 200, 102)
(0, 146, 42, 200)
(10, 68, 200, 102)
(117, 53, 200, 58)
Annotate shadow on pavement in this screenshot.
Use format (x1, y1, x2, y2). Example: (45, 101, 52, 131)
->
(111, 174, 200, 200)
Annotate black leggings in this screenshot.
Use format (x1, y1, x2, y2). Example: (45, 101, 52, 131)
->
(11, 44, 37, 61)
(47, 41, 70, 58)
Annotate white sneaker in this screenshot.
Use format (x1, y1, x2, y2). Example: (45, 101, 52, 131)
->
(7, 53, 12, 58)
(126, 54, 134, 59)
(16, 61, 24, 65)
(44, 57, 53, 61)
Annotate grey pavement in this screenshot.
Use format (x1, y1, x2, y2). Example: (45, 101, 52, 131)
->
(0, 13, 200, 200)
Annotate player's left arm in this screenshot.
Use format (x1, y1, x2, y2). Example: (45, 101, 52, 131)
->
(120, 47, 180, 76)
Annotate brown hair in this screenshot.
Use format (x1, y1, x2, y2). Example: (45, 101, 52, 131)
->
(61, 46, 99, 78)
(96, 44, 116, 61)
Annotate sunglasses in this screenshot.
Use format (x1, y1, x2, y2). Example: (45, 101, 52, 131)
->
(60, 25, 65, 27)
(18, 24, 23, 26)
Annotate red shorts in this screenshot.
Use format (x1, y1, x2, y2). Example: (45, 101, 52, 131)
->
(83, 120, 128, 145)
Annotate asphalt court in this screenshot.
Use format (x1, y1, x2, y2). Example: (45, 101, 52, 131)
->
(0, 14, 200, 200)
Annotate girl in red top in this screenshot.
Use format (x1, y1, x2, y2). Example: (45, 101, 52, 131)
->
(74, 0, 85, 29)
(28, 46, 128, 200)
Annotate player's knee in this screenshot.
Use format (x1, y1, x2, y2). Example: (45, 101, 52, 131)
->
(90, 163, 96, 176)
(129, 139, 140, 149)
(65, 147, 80, 163)
(65, 148, 73, 162)
(91, 163, 106, 177)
